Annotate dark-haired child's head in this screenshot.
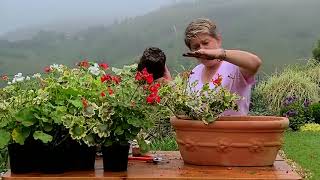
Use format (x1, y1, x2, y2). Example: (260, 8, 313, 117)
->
(138, 47, 166, 80)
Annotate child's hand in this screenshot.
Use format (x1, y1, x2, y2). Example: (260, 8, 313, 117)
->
(183, 48, 226, 60)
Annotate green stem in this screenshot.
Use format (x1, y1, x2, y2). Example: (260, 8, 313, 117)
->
(129, 84, 140, 102)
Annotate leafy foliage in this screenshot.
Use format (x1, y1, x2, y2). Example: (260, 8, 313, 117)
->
(254, 66, 319, 113)
(312, 40, 320, 62)
(0, 61, 163, 149)
(280, 96, 312, 131)
(300, 123, 320, 132)
(310, 102, 320, 124)
(159, 71, 239, 124)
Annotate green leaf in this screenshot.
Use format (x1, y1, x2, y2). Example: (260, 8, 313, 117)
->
(15, 109, 37, 127)
(68, 99, 83, 108)
(0, 130, 10, 148)
(70, 124, 86, 140)
(83, 134, 95, 147)
(56, 106, 67, 112)
(43, 123, 53, 132)
(34, 113, 49, 122)
(33, 131, 53, 143)
(55, 99, 65, 106)
(202, 84, 210, 91)
(137, 137, 150, 154)
(62, 115, 74, 128)
(51, 106, 67, 123)
(127, 117, 141, 127)
(62, 88, 79, 96)
(111, 67, 122, 75)
(114, 126, 124, 135)
(12, 127, 31, 145)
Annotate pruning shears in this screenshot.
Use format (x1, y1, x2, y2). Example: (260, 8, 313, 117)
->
(128, 155, 163, 164)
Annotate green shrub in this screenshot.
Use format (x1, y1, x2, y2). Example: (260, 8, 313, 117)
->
(249, 89, 272, 116)
(280, 97, 311, 131)
(300, 123, 320, 132)
(0, 148, 8, 173)
(255, 68, 319, 113)
(310, 102, 320, 124)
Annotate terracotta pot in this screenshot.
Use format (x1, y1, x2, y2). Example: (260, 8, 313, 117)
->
(170, 116, 289, 166)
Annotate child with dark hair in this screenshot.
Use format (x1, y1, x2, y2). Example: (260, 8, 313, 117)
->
(137, 47, 171, 81)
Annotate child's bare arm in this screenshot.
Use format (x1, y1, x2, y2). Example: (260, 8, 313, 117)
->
(184, 48, 262, 77)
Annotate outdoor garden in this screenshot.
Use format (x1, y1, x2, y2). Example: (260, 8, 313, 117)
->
(0, 58, 319, 179)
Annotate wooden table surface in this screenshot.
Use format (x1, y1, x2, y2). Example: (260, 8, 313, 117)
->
(2, 151, 302, 180)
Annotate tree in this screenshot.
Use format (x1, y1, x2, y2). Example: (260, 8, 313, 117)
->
(312, 40, 320, 62)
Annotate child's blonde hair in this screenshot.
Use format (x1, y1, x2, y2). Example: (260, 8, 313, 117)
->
(184, 18, 218, 49)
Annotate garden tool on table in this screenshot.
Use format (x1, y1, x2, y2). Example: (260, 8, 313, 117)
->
(128, 155, 163, 164)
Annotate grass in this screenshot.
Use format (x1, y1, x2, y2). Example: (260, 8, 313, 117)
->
(150, 136, 178, 151)
(283, 131, 320, 180)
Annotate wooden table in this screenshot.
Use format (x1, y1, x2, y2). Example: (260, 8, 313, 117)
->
(2, 151, 302, 179)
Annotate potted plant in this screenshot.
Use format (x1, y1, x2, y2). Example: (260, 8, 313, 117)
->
(159, 71, 289, 166)
(59, 63, 163, 172)
(0, 62, 107, 173)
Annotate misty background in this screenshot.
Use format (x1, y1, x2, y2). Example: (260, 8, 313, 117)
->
(1, 0, 320, 80)
(0, 0, 179, 35)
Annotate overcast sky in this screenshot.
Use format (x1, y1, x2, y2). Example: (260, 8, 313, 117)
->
(0, 0, 179, 35)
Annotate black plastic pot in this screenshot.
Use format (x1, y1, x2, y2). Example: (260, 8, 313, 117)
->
(67, 142, 96, 171)
(38, 144, 67, 174)
(102, 143, 130, 172)
(8, 139, 43, 174)
(9, 138, 96, 174)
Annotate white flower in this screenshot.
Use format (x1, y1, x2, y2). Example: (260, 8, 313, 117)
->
(88, 64, 100, 76)
(13, 73, 25, 82)
(50, 64, 59, 69)
(50, 64, 64, 72)
(26, 76, 31, 80)
(7, 82, 12, 85)
(32, 73, 41, 78)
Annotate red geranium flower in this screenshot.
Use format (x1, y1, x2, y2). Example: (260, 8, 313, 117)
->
(146, 93, 161, 104)
(1, 75, 9, 81)
(101, 74, 112, 83)
(79, 60, 90, 68)
(112, 76, 121, 84)
(149, 83, 160, 93)
(135, 71, 143, 81)
(212, 74, 223, 86)
(146, 75, 153, 84)
(81, 97, 88, 108)
(108, 87, 114, 95)
(99, 63, 109, 70)
(146, 95, 154, 104)
(44, 66, 52, 73)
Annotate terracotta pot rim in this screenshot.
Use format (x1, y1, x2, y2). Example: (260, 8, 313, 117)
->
(170, 115, 289, 130)
(172, 115, 287, 121)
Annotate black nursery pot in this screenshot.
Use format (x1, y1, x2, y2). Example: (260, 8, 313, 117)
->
(67, 141, 96, 171)
(8, 138, 96, 174)
(8, 139, 43, 174)
(38, 143, 67, 174)
(102, 143, 130, 172)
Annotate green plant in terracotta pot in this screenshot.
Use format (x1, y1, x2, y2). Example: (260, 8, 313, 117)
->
(159, 71, 289, 166)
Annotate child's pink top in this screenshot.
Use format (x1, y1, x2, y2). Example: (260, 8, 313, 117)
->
(188, 61, 255, 115)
